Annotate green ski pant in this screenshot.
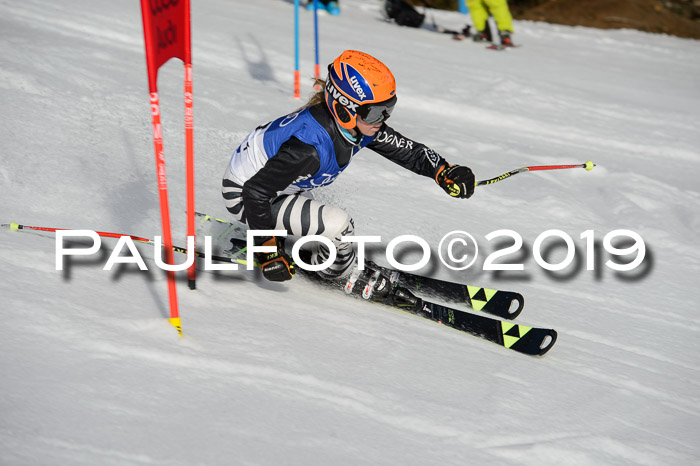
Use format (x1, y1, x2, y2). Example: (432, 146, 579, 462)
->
(466, 0, 514, 33)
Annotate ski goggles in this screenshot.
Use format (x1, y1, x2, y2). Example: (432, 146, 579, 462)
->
(357, 95, 398, 125)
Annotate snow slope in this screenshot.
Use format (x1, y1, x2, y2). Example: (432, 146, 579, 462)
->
(2, 0, 700, 464)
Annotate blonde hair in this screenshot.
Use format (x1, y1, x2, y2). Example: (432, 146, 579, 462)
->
(296, 78, 326, 112)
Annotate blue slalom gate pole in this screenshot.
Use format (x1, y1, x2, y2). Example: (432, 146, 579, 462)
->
(459, 0, 469, 14)
(313, 0, 320, 85)
(293, 0, 300, 98)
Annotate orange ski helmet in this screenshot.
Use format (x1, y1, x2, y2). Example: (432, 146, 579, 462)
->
(325, 50, 397, 130)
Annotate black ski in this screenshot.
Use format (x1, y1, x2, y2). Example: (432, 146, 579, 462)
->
(193, 213, 557, 356)
(371, 264, 523, 320)
(304, 271, 556, 356)
(413, 294, 556, 355)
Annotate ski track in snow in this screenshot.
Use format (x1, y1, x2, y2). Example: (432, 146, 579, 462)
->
(2, 0, 700, 464)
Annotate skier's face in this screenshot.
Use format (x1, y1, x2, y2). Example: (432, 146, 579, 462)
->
(356, 116, 382, 136)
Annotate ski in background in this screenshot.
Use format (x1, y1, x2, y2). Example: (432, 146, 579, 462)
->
(421, 5, 518, 50)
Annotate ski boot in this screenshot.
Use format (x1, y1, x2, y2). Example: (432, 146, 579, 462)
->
(499, 30, 515, 47)
(472, 30, 490, 42)
(472, 23, 493, 43)
(343, 261, 398, 303)
(345, 261, 424, 311)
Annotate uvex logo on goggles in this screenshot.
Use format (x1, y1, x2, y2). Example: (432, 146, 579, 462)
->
(326, 80, 359, 112)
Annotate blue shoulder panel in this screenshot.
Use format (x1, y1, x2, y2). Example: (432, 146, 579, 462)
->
(262, 109, 360, 190)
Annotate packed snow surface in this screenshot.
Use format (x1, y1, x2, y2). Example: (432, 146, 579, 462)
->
(2, 0, 699, 464)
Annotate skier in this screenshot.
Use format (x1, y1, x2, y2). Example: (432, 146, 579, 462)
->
(222, 50, 475, 292)
(466, 0, 515, 46)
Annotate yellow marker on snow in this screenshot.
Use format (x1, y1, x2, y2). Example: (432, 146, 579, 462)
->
(170, 317, 183, 337)
(584, 160, 595, 171)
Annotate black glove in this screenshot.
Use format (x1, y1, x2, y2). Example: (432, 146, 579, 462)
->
(255, 236, 296, 282)
(436, 164, 475, 199)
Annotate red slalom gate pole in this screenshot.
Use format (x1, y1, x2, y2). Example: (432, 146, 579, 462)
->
(140, 0, 194, 336)
(184, 67, 195, 290)
(476, 161, 596, 187)
(183, 1, 195, 290)
(149, 93, 182, 337)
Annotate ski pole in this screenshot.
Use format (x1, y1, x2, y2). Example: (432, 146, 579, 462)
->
(477, 161, 595, 186)
(313, 0, 320, 87)
(2, 221, 249, 266)
(3, 222, 152, 242)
